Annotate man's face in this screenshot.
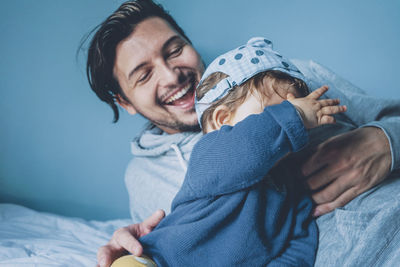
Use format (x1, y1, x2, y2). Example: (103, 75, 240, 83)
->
(113, 17, 204, 134)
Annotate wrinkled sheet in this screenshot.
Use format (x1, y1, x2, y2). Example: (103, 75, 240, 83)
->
(0, 203, 131, 266)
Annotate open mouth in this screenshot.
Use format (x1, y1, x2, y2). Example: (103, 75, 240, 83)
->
(163, 77, 196, 109)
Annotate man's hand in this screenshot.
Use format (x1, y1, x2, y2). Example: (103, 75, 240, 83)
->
(97, 209, 165, 267)
(302, 127, 391, 216)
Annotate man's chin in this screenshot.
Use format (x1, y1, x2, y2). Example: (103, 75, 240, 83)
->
(151, 116, 200, 134)
(167, 117, 200, 133)
(176, 111, 200, 132)
(175, 123, 201, 133)
(168, 108, 200, 131)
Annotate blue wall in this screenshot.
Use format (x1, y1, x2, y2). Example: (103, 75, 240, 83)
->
(1, 0, 399, 220)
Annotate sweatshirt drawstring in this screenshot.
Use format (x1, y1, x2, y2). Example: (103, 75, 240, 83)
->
(170, 144, 188, 172)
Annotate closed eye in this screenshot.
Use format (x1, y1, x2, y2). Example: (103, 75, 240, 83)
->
(167, 45, 184, 58)
(138, 70, 151, 83)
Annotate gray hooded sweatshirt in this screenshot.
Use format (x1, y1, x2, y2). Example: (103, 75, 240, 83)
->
(126, 126, 202, 222)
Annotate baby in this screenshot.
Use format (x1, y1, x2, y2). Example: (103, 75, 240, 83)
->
(132, 37, 346, 267)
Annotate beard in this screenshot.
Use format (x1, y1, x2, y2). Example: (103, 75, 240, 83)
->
(174, 121, 201, 132)
(147, 107, 201, 133)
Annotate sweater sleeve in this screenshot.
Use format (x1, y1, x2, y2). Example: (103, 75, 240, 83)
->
(175, 101, 308, 202)
(292, 59, 400, 171)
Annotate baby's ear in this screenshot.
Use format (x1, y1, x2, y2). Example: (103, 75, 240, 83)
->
(212, 105, 232, 130)
(286, 93, 296, 100)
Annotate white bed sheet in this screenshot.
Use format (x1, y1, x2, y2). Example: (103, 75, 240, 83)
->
(0, 203, 131, 266)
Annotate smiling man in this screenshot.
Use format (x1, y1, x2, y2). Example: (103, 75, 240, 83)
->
(85, 1, 400, 267)
(113, 17, 204, 133)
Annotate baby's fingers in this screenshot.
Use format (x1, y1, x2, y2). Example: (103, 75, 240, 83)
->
(319, 115, 336, 125)
(307, 85, 329, 99)
(317, 105, 346, 125)
(318, 98, 340, 107)
(320, 105, 347, 115)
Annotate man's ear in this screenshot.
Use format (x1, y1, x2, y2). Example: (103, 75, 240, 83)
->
(115, 94, 137, 115)
(212, 105, 232, 129)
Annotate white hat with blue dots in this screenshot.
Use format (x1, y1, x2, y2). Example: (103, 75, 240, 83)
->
(195, 37, 305, 127)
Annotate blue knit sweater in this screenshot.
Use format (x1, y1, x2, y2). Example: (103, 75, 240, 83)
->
(140, 101, 318, 266)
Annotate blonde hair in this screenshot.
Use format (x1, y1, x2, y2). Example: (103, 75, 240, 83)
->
(196, 70, 309, 132)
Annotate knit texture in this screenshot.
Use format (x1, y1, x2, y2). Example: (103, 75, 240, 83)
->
(140, 101, 317, 266)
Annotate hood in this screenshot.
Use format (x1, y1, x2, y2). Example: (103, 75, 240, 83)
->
(131, 124, 203, 157)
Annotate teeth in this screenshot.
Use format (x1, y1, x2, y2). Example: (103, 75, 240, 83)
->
(165, 84, 192, 104)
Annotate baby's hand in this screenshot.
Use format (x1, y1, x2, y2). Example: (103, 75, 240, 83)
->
(287, 85, 346, 129)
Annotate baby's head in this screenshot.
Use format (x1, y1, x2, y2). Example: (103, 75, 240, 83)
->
(195, 37, 309, 133)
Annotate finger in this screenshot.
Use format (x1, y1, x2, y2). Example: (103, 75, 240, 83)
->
(97, 245, 117, 267)
(142, 209, 166, 231)
(306, 156, 346, 192)
(307, 85, 329, 99)
(306, 164, 339, 191)
(320, 105, 346, 115)
(313, 186, 359, 216)
(311, 175, 353, 205)
(319, 115, 336, 125)
(286, 93, 296, 100)
(317, 98, 340, 107)
(302, 145, 330, 177)
(114, 228, 144, 256)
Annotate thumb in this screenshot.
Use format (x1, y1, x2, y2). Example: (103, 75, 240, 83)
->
(142, 209, 165, 230)
(286, 93, 296, 100)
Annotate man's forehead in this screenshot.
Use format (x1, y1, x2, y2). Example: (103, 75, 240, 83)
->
(135, 17, 178, 38)
(114, 17, 182, 79)
(120, 17, 181, 55)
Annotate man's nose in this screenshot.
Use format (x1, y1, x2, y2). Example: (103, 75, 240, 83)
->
(158, 63, 182, 88)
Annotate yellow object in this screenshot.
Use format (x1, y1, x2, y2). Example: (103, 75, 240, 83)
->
(110, 255, 157, 267)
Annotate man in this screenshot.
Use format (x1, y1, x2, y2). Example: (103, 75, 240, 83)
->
(85, 1, 400, 266)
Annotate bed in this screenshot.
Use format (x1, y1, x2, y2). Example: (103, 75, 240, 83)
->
(0, 203, 130, 266)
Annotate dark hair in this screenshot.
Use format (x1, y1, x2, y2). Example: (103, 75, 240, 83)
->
(84, 0, 191, 122)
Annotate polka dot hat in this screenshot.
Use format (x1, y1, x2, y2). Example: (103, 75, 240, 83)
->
(195, 37, 305, 127)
